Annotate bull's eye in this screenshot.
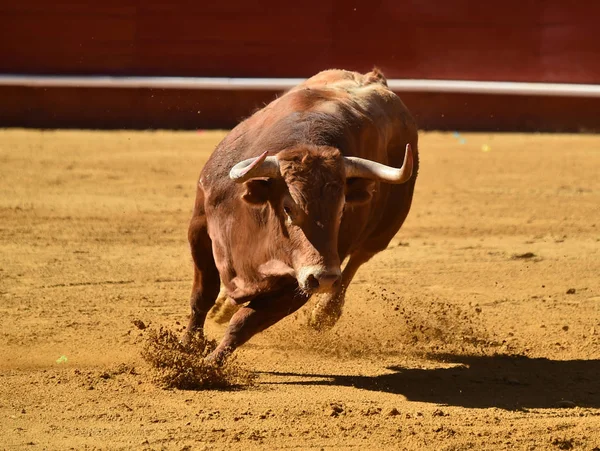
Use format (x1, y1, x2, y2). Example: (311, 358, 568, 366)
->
(283, 204, 296, 225)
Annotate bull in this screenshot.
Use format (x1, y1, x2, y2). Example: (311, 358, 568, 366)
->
(185, 69, 419, 362)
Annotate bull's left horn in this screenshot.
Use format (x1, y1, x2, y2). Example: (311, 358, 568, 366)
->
(229, 151, 281, 183)
(343, 143, 414, 184)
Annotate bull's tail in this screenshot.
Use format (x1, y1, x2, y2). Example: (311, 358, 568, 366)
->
(363, 67, 388, 87)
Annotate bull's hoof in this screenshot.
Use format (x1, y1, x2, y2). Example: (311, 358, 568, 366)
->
(180, 328, 202, 347)
(180, 333, 192, 347)
(308, 304, 342, 331)
(204, 346, 232, 366)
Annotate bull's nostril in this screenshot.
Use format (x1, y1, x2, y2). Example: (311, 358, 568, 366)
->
(305, 274, 320, 291)
(300, 268, 342, 292)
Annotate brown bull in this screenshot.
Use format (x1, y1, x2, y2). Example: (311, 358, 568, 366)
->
(186, 68, 419, 362)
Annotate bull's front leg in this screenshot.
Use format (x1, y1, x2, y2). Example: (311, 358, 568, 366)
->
(207, 289, 310, 363)
(186, 266, 220, 341)
(309, 249, 374, 331)
(184, 213, 221, 343)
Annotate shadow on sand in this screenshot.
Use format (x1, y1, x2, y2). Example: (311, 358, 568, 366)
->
(261, 354, 600, 410)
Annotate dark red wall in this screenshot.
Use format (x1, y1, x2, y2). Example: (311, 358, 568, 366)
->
(2, 0, 599, 82)
(2, 86, 598, 133)
(1, 1, 599, 131)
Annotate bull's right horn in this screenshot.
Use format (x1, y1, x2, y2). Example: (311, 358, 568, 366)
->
(343, 143, 414, 184)
(229, 151, 281, 183)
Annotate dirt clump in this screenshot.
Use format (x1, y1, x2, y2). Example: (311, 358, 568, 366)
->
(141, 327, 254, 390)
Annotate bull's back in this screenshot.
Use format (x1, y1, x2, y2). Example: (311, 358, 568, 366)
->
(272, 70, 414, 157)
(206, 68, 408, 166)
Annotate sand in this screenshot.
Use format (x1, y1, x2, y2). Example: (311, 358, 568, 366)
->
(1, 129, 599, 450)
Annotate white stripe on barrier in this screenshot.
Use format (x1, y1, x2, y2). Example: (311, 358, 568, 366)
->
(1, 74, 600, 97)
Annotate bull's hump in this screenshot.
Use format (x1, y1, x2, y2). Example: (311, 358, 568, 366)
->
(292, 83, 392, 116)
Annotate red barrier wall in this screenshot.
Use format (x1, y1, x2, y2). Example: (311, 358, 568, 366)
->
(2, 0, 600, 82)
(1, 1, 599, 130)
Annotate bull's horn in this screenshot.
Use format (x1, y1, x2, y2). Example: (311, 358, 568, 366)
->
(229, 151, 281, 183)
(343, 143, 413, 184)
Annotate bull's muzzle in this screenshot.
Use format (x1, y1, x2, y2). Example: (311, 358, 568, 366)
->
(297, 266, 342, 293)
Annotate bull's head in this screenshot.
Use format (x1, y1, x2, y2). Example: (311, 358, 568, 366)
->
(228, 145, 413, 294)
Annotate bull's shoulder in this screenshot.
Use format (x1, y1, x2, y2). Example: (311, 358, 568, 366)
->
(224, 68, 395, 128)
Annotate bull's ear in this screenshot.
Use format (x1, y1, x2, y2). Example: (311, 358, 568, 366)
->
(345, 178, 375, 205)
(242, 179, 271, 205)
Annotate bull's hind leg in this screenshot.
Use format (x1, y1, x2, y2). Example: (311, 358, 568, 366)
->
(184, 210, 220, 343)
(207, 285, 241, 324)
(208, 290, 310, 363)
(309, 249, 374, 331)
(310, 179, 417, 331)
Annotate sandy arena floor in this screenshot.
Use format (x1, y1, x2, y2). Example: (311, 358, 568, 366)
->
(1, 130, 599, 450)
